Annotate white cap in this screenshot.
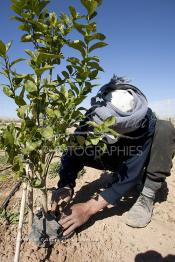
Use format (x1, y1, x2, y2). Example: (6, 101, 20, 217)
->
(105, 89, 135, 112)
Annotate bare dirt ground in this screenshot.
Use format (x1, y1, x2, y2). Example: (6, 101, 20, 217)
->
(0, 157, 175, 262)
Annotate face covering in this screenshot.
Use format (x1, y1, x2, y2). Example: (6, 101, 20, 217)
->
(90, 81, 148, 143)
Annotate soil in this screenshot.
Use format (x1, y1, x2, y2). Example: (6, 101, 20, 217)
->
(0, 158, 175, 262)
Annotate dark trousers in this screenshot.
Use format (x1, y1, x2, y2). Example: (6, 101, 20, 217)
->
(144, 120, 175, 190)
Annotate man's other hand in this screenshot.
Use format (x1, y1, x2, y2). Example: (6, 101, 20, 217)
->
(51, 186, 73, 213)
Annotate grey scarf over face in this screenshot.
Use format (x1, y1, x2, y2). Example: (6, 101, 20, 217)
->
(89, 79, 148, 143)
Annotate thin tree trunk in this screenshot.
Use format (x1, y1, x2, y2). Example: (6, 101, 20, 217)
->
(27, 182, 33, 233)
(39, 152, 54, 214)
(14, 183, 27, 262)
(40, 186, 48, 214)
(26, 164, 33, 233)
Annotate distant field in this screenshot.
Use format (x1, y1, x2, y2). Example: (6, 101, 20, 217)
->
(0, 119, 21, 129)
(169, 118, 175, 126)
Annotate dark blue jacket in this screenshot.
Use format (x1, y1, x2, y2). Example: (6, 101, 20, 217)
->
(58, 108, 157, 205)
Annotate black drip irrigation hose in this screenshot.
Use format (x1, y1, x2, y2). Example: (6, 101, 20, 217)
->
(0, 181, 22, 210)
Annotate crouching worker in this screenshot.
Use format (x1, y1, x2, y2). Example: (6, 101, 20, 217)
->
(51, 76, 175, 238)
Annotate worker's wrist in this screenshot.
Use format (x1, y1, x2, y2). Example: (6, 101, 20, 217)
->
(85, 195, 109, 216)
(58, 180, 75, 190)
(57, 182, 75, 196)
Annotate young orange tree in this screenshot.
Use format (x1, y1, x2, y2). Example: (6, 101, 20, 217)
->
(0, 0, 109, 220)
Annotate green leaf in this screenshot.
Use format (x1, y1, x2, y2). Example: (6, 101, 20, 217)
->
(73, 22, 86, 35)
(25, 140, 42, 153)
(3, 86, 13, 97)
(89, 42, 108, 53)
(13, 76, 23, 87)
(3, 130, 14, 146)
(11, 16, 25, 22)
(103, 116, 116, 127)
(68, 80, 79, 96)
(69, 6, 78, 19)
(17, 105, 29, 118)
(0, 40, 6, 57)
(14, 73, 28, 79)
(35, 65, 53, 76)
(40, 127, 53, 139)
(31, 178, 43, 188)
(62, 71, 69, 79)
(66, 65, 73, 75)
(86, 22, 96, 33)
(15, 95, 26, 106)
(12, 156, 23, 172)
(50, 12, 57, 27)
(60, 85, 68, 99)
(46, 108, 55, 117)
(88, 62, 103, 71)
(85, 33, 106, 43)
(68, 40, 86, 58)
(11, 58, 26, 67)
(83, 56, 99, 63)
(89, 70, 98, 79)
(25, 49, 35, 58)
(18, 24, 31, 31)
(48, 91, 59, 101)
(11, 3, 22, 16)
(87, 121, 99, 128)
(37, 52, 62, 63)
(67, 57, 82, 65)
(6, 41, 13, 52)
(21, 34, 32, 42)
(46, 108, 61, 118)
(54, 110, 61, 118)
(89, 11, 97, 20)
(90, 137, 100, 145)
(57, 75, 65, 85)
(24, 80, 37, 93)
(20, 12, 31, 19)
(80, 0, 98, 16)
(74, 95, 86, 105)
(38, 1, 50, 13)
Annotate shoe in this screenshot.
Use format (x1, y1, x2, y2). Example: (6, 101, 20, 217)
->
(126, 194, 154, 228)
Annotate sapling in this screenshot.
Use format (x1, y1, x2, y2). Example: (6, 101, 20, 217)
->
(0, 1, 121, 260)
(0, 0, 120, 236)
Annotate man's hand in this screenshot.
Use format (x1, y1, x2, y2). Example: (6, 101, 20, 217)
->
(51, 186, 73, 213)
(59, 203, 91, 236)
(59, 195, 108, 236)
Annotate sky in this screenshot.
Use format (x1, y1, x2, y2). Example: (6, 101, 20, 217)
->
(0, 0, 175, 119)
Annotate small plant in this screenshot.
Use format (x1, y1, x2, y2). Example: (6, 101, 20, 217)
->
(0, 208, 19, 224)
(48, 161, 60, 179)
(0, 207, 28, 224)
